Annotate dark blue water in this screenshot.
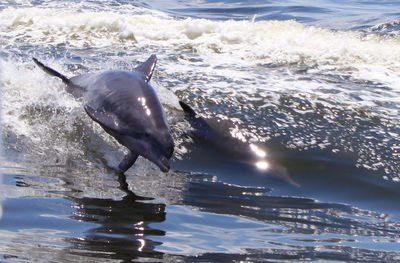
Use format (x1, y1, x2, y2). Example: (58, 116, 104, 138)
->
(140, 0, 400, 29)
(1, 0, 400, 262)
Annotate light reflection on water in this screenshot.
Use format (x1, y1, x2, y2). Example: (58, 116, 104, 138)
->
(139, 0, 400, 30)
(0, 60, 399, 262)
(0, 61, 3, 221)
(0, 180, 3, 222)
(0, 154, 400, 262)
(0, 0, 400, 261)
(67, 180, 166, 261)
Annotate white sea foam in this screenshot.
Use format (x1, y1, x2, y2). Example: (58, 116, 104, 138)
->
(1, 7, 400, 92)
(0, 8, 399, 64)
(1, 58, 78, 142)
(0, 59, 3, 158)
(0, 55, 180, 175)
(1, 7, 399, 177)
(0, 60, 3, 220)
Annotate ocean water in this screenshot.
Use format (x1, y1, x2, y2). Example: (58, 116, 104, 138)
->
(0, 0, 400, 262)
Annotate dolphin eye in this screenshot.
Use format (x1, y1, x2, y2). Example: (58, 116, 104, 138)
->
(144, 132, 150, 138)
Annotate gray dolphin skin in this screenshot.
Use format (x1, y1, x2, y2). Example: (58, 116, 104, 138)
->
(179, 100, 264, 161)
(33, 55, 174, 173)
(179, 101, 299, 186)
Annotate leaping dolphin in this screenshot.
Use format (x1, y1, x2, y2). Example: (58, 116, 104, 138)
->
(33, 55, 174, 173)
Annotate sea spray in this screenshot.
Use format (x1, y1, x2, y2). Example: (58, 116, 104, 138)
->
(0, 59, 3, 158)
(0, 7, 399, 178)
(0, 58, 3, 221)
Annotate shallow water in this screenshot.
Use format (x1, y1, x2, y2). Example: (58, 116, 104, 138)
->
(1, 0, 400, 262)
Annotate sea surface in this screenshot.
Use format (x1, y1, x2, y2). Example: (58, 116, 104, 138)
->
(0, 0, 400, 262)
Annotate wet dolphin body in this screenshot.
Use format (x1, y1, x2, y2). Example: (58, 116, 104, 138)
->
(33, 55, 174, 173)
(179, 101, 299, 186)
(179, 101, 266, 163)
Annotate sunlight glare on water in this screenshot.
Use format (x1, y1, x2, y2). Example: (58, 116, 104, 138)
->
(0, 0, 400, 262)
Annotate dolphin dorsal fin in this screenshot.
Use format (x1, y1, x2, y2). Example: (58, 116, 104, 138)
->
(179, 101, 197, 118)
(135, 54, 157, 82)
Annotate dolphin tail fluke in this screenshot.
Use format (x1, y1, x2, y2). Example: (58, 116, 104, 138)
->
(33, 58, 70, 84)
(179, 101, 197, 118)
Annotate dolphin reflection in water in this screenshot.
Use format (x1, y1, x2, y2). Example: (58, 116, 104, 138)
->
(33, 55, 174, 173)
(179, 101, 298, 186)
(69, 172, 166, 259)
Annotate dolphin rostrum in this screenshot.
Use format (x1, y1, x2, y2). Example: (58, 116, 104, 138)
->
(33, 55, 174, 173)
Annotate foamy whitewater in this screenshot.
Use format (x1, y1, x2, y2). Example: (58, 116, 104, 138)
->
(0, 1, 400, 262)
(1, 6, 399, 177)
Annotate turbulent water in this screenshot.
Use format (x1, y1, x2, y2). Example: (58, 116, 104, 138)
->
(0, 0, 400, 262)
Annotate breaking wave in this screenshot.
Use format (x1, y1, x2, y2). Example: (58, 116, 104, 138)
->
(0, 7, 399, 179)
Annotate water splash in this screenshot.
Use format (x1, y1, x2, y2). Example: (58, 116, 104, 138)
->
(0, 59, 3, 158)
(0, 59, 3, 221)
(0, 7, 399, 180)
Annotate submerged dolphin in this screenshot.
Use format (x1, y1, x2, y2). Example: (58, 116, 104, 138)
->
(179, 101, 298, 186)
(33, 55, 174, 173)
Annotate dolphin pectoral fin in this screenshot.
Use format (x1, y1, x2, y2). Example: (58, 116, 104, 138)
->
(33, 58, 70, 84)
(135, 54, 157, 82)
(84, 105, 134, 136)
(84, 105, 120, 131)
(118, 151, 139, 173)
